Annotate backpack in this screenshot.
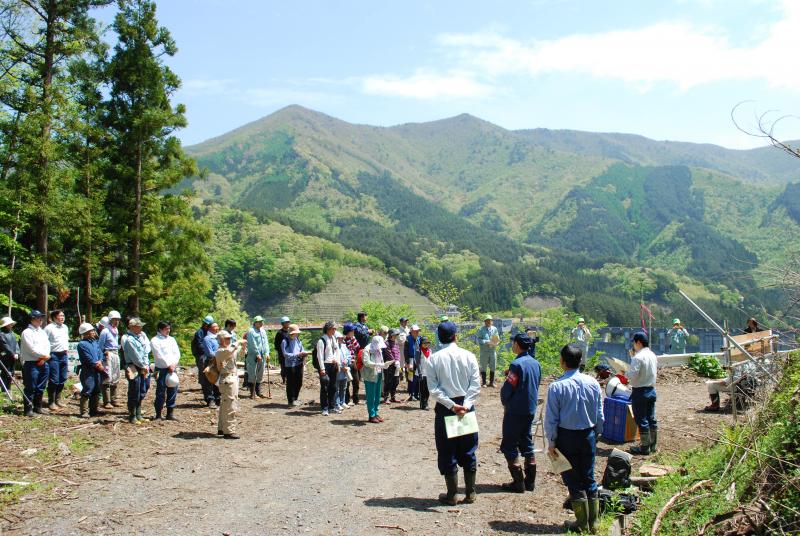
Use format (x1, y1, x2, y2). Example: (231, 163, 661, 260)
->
(602, 448, 632, 490)
(311, 337, 327, 370)
(356, 349, 364, 371)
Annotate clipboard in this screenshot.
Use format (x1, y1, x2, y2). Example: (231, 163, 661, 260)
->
(444, 412, 479, 438)
(547, 448, 572, 474)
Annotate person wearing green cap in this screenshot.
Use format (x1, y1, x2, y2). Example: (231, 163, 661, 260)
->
(246, 316, 269, 399)
(476, 315, 499, 387)
(666, 319, 689, 354)
(571, 318, 592, 371)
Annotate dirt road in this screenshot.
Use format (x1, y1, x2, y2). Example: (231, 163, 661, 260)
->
(3, 367, 727, 535)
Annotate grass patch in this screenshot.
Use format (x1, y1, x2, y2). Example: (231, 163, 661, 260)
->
(0, 471, 50, 512)
(630, 351, 800, 534)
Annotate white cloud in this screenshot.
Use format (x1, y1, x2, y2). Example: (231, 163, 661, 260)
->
(437, 0, 800, 93)
(360, 70, 494, 99)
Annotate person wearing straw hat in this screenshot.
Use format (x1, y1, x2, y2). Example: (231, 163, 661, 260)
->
(191, 315, 216, 408)
(122, 318, 152, 424)
(571, 317, 592, 371)
(215, 329, 244, 439)
(0, 316, 19, 394)
(99, 310, 123, 408)
(477, 314, 499, 387)
(20, 310, 51, 417)
(274, 316, 291, 385)
(246, 316, 270, 399)
(44, 309, 70, 411)
(500, 333, 542, 494)
(281, 324, 307, 406)
(76, 322, 105, 418)
(151, 321, 181, 421)
(666, 318, 689, 355)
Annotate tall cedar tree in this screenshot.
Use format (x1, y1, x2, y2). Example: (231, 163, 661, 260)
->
(0, 0, 109, 314)
(105, 0, 209, 319)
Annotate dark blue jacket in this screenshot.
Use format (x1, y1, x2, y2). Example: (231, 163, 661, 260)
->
(500, 352, 542, 416)
(404, 335, 419, 366)
(77, 339, 103, 370)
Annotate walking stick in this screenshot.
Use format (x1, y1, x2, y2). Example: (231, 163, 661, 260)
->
(0, 358, 32, 405)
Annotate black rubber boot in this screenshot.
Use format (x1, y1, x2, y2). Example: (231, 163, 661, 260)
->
(128, 403, 136, 424)
(79, 395, 89, 418)
(704, 393, 721, 412)
(56, 385, 66, 408)
(135, 404, 143, 422)
(480, 371, 487, 386)
(89, 393, 101, 416)
(463, 469, 477, 504)
(34, 393, 49, 414)
(488, 371, 495, 387)
(166, 407, 179, 421)
(630, 428, 651, 455)
(501, 459, 525, 493)
(523, 457, 537, 492)
(24, 398, 34, 417)
(47, 386, 57, 411)
(154, 408, 163, 420)
(438, 471, 459, 505)
(649, 429, 658, 454)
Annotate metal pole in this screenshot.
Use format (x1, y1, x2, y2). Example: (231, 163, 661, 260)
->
(679, 290, 775, 382)
(724, 320, 737, 421)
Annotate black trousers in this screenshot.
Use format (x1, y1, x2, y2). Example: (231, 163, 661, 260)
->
(286, 365, 302, 403)
(0, 354, 15, 392)
(319, 363, 337, 411)
(346, 363, 360, 404)
(419, 377, 430, 408)
(383, 364, 399, 399)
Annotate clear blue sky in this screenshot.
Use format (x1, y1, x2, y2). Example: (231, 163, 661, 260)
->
(98, 0, 800, 148)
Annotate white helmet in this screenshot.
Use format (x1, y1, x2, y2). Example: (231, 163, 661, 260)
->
(78, 322, 96, 336)
(108, 310, 122, 320)
(606, 376, 631, 400)
(165, 372, 180, 388)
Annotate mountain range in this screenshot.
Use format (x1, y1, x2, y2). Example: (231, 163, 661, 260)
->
(185, 105, 799, 325)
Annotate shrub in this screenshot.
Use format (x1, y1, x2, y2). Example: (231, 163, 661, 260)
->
(688, 352, 726, 379)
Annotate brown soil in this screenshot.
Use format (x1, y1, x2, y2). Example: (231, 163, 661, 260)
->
(2, 365, 729, 535)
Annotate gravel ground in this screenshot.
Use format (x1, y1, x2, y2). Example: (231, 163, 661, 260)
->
(3, 365, 729, 535)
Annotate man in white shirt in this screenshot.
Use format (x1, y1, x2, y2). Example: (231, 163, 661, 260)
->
(425, 321, 481, 506)
(20, 310, 51, 417)
(44, 309, 70, 410)
(151, 321, 181, 421)
(627, 332, 658, 455)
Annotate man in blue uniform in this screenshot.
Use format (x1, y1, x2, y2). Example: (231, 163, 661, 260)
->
(192, 315, 215, 407)
(77, 323, 105, 418)
(499, 333, 542, 493)
(545, 344, 604, 533)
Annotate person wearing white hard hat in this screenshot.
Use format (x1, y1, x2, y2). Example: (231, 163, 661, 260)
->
(122, 318, 151, 424)
(274, 316, 291, 385)
(77, 322, 105, 418)
(245, 316, 269, 399)
(151, 321, 181, 421)
(215, 330, 244, 439)
(0, 317, 19, 394)
(98, 310, 122, 408)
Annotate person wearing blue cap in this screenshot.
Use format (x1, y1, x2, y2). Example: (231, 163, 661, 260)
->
(274, 316, 291, 385)
(545, 344, 604, 532)
(20, 310, 51, 417)
(426, 320, 481, 505)
(500, 333, 542, 494)
(191, 315, 216, 407)
(627, 332, 658, 455)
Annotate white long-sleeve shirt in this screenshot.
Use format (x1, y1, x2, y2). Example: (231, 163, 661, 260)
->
(151, 334, 181, 369)
(627, 347, 658, 388)
(315, 334, 337, 370)
(45, 322, 69, 353)
(20, 325, 51, 363)
(424, 343, 481, 410)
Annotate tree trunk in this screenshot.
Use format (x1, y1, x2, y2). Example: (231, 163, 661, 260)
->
(127, 138, 142, 317)
(34, 0, 58, 315)
(84, 137, 93, 323)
